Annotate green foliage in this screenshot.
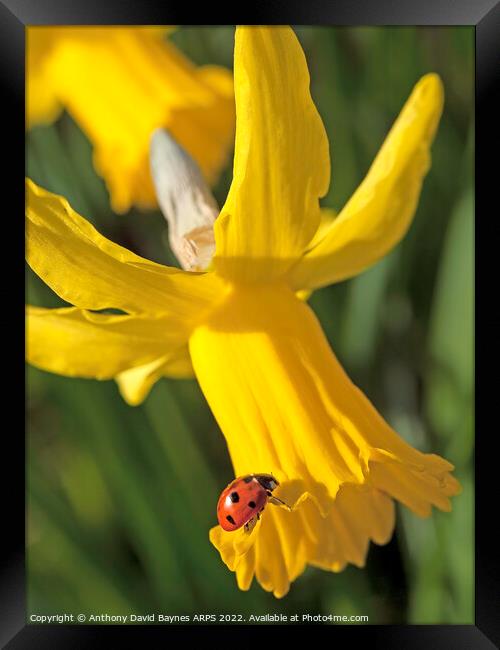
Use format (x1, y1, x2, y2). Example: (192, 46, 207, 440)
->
(27, 26, 474, 623)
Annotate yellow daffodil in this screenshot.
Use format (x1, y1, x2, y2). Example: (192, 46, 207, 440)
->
(26, 26, 460, 598)
(27, 26, 235, 212)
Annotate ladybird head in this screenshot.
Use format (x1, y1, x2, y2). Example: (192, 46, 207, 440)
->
(254, 473, 279, 492)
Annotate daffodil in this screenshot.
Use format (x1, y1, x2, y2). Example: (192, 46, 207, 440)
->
(27, 26, 235, 212)
(26, 26, 460, 598)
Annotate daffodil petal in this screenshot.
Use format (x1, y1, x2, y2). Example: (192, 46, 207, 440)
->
(27, 306, 184, 380)
(168, 64, 236, 188)
(213, 26, 330, 282)
(289, 74, 444, 291)
(27, 27, 172, 130)
(45, 29, 234, 212)
(26, 179, 223, 318)
(26, 29, 61, 127)
(116, 347, 194, 406)
(305, 208, 338, 252)
(295, 208, 338, 301)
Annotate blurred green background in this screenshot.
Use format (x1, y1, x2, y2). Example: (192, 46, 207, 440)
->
(26, 26, 474, 623)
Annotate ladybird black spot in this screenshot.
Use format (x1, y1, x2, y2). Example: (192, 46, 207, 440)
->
(243, 476, 253, 483)
(226, 515, 236, 525)
(248, 501, 256, 509)
(230, 491, 240, 503)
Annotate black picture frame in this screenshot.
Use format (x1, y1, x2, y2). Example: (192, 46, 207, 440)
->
(4, 0, 497, 646)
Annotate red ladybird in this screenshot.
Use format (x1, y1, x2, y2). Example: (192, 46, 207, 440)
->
(217, 473, 290, 533)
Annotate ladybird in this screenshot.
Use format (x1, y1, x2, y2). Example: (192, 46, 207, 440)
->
(217, 473, 290, 533)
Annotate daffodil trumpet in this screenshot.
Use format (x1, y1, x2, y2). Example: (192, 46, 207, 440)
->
(26, 26, 460, 598)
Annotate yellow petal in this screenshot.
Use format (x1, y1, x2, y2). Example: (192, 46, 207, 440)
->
(295, 208, 338, 301)
(213, 26, 330, 282)
(190, 283, 460, 596)
(306, 208, 337, 252)
(116, 347, 194, 406)
(26, 179, 223, 320)
(289, 74, 444, 291)
(168, 64, 236, 188)
(27, 306, 182, 380)
(44, 28, 234, 212)
(27, 27, 171, 129)
(26, 28, 62, 127)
